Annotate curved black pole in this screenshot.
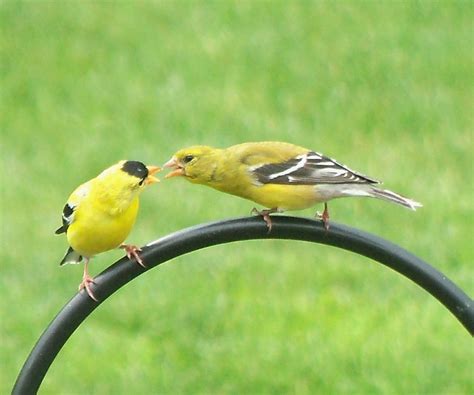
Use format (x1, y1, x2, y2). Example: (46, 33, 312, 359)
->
(13, 216, 473, 394)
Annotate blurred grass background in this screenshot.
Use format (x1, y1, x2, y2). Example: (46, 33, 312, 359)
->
(1, 1, 473, 394)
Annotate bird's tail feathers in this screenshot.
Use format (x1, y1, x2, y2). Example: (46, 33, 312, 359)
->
(366, 186, 422, 210)
(59, 247, 83, 266)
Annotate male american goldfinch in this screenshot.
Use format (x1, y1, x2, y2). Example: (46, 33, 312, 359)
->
(164, 141, 421, 231)
(55, 160, 160, 301)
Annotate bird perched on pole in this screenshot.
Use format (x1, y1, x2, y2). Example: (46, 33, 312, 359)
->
(164, 141, 421, 231)
(55, 160, 160, 301)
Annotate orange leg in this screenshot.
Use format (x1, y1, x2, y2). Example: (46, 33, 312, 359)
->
(120, 244, 146, 268)
(78, 258, 98, 302)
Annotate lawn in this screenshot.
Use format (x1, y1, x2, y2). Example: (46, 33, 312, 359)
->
(1, 1, 473, 394)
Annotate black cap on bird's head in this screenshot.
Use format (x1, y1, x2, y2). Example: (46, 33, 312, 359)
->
(120, 160, 161, 185)
(122, 161, 149, 178)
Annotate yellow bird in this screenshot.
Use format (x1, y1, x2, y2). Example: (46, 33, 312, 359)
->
(55, 160, 160, 301)
(164, 141, 421, 230)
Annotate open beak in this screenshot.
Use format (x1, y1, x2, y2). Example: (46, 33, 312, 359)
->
(163, 157, 185, 178)
(144, 165, 161, 185)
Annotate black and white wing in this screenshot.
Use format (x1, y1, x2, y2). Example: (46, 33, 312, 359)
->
(55, 202, 76, 234)
(54, 181, 90, 235)
(252, 151, 379, 185)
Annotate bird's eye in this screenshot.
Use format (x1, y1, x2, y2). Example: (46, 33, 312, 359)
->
(183, 155, 194, 164)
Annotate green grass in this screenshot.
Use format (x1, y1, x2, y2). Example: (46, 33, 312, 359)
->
(1, 1, 473, 394)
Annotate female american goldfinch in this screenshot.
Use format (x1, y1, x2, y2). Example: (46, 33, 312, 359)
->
(55, 160, 160, 301)
(164, 141, 421, 231)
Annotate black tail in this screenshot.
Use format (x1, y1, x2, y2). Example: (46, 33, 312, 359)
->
(59, 247, 83, 266)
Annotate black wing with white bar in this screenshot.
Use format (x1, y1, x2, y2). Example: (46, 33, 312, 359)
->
(55, 203, 76, 234)
(252, 151, 379, 185)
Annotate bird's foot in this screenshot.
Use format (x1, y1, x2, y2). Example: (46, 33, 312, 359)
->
(120, 244, 146, 268)
(251, 207, 278, 233)
(78, 274, 98, 302)
(316, 202, 330, 231)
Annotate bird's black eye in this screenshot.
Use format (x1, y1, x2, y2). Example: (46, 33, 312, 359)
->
(183, 155, 194, 164)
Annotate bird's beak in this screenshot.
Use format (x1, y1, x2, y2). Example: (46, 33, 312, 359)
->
(144, 165, 161, 185)
(163, 157, 185, 178)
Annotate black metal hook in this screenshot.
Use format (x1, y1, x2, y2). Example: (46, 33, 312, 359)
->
(13, 216, 473, 394)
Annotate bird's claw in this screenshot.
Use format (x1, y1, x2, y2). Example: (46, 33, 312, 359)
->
(120, 244, 146, 268)
(316, 203, 330, 231)
(251, 207, 277, 233)
(79, 275, 98, 302)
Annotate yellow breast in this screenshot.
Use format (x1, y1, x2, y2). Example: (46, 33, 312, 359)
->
(67, 197, 139, 257)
